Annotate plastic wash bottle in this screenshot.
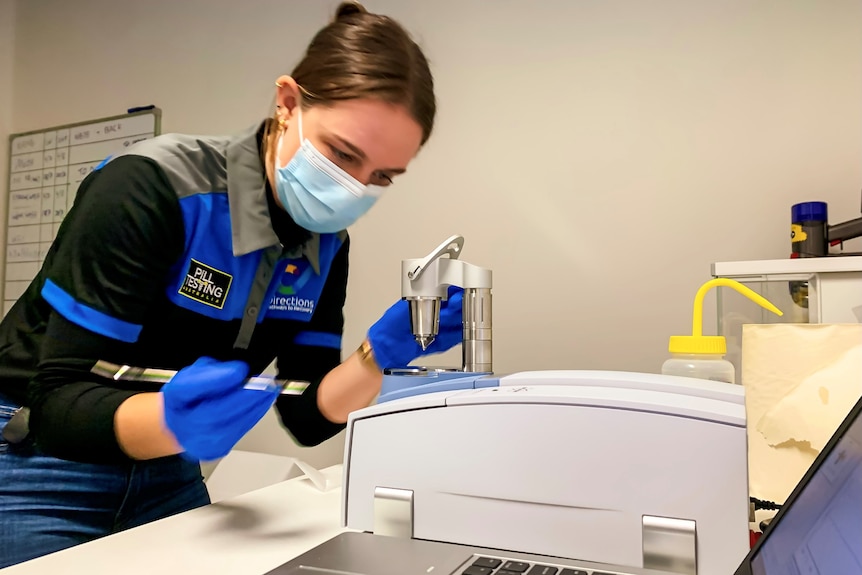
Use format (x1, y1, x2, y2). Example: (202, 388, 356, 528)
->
(663, 278, 783, 384)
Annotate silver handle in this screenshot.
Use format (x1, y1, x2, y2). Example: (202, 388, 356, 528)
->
(405, 235, 464, 281)
(91, 360, 310, 395)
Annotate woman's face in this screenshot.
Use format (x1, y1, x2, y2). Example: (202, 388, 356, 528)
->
(274, 77, 423, 188)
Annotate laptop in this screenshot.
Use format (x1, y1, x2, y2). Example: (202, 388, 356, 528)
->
(734, 392, 862, 575)
(265, 395, 862, 575)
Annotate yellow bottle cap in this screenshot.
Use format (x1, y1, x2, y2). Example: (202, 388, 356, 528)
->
(669, 278, 783, 355)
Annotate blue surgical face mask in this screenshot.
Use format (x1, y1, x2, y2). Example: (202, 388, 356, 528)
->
(274, 108, 382, 234)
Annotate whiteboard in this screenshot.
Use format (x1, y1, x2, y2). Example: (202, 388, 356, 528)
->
(4, 109, 162, 316)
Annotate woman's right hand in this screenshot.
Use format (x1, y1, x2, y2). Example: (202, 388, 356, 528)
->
(161, 357, 279, 461)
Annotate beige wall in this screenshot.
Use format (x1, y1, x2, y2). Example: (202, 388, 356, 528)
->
(6, 0, 862, 467)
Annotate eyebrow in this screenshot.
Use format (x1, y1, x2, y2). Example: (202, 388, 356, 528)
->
(332, 134, 407, 175)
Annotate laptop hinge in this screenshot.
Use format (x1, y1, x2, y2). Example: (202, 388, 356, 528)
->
(642, 515, 697, 575)
(373, 487, 414, 539)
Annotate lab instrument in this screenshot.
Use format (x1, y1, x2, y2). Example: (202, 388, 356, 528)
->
(401, 234, 491, 370)
(377, 235, 492, 402)
(268, 391, 862, 575)
(342, 371, 751, 575)
(791, 192, 862, 258)
(711, 255, 862, 382)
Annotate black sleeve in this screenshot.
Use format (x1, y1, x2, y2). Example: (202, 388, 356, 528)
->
(30, 315, 141, 463)
(274, 235, 349, 446)
(27, 155, 185, 463)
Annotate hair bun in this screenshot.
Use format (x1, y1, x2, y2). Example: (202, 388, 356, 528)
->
(334, 1, 367, 22)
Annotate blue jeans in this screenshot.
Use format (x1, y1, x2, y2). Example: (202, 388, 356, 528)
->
(0, 393, 211, 568)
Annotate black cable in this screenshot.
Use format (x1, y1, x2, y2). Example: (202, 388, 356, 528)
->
(750, 496, 783, 511)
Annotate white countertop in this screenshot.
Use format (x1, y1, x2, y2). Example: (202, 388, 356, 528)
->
(1, 464, 347, 575)
(0, 461, 769, 575)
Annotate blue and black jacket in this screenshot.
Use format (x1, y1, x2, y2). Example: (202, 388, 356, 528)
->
(0, 121, 350, 463)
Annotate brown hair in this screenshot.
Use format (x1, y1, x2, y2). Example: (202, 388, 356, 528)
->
(264, 2, 435, 174)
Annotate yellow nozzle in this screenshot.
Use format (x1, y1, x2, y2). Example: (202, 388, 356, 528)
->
(669, 278, 783, 355)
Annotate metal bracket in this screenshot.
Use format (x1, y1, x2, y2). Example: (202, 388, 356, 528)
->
(373, 487, 414, 539)
(643, 515, 697, 575)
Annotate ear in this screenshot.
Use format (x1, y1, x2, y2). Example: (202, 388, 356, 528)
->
(274, 76, 301, 119)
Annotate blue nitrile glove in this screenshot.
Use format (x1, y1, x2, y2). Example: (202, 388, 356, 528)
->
(367, 286, 464, 369)
(162, 357, 280, 461)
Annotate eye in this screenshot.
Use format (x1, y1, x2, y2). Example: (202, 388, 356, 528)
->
(372, 172, 394, 186)
(329, 145, 356, 164)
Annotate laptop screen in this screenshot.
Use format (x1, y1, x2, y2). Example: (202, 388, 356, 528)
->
(750, 404, 862, 575)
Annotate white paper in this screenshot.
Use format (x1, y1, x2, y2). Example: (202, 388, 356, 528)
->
(294, 458, 342, 492)
(758, 344, 862, 452)
(741, 324, 862, 503)
(205, 450, 299, 503)
(205, 452, 342, 502)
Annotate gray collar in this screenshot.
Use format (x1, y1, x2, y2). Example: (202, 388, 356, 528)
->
(283, 233, 322, 275)
(225, 123, 321, 273)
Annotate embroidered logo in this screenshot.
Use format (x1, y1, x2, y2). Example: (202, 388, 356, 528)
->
(269, 259, 316, 315)
(277, 260, 314, 295)
(178, 259, 232, 309)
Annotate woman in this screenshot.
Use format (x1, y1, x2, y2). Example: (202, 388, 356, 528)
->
(0, 2, 463, 567)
